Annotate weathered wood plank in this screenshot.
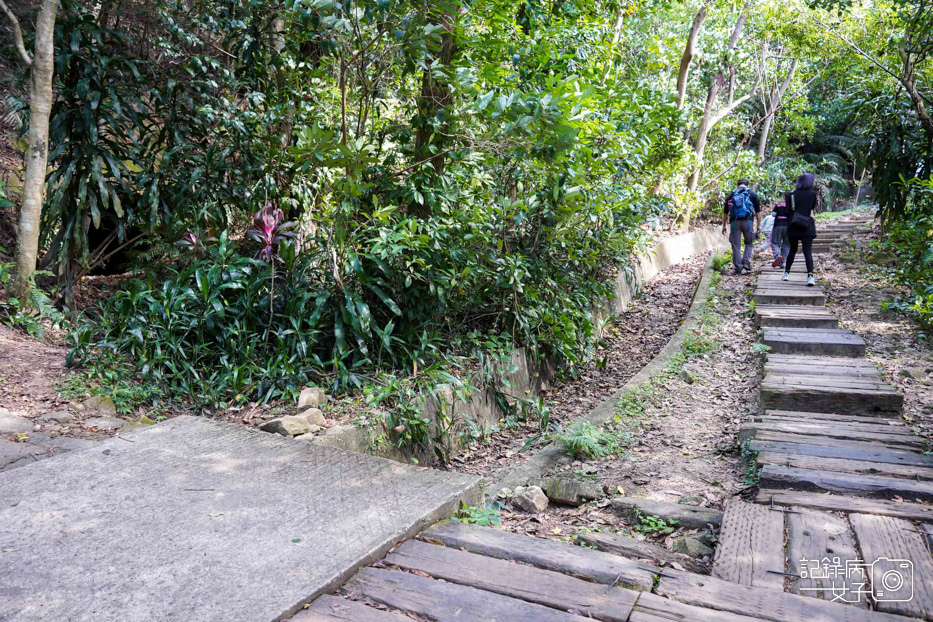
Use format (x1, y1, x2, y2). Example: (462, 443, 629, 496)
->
(712, 501, 785, 590)
(421, 521, 655, 590)
(765, 355, 878, 368)
(575, 531, 709, 575)
(297, 595, 414, 622)
(786, 509, 866, 607)
(752, 431, 924, 454)
(850, 513, 933, 620)
(752, 417, 908, 435)
(763, 375, 893, 390)
(762, 410, 899, 425)
(753, 291, 826, 306)
(608, 497, 723, 530)
(630, 592, 768, 621)
(656, 567, 913, 622)
(740, 422, 923, 448)
(765, 362, 878, 376)
(757, 490, 933, 521)
(757, 453, 933, 481)
(748, 440, 933, 467)
(384, 539, 637, 621)
(760, 384, 904, 416)
(759, 465, 933, 502)
(347, 567, 592, 622)
(762, 330, 866, 357)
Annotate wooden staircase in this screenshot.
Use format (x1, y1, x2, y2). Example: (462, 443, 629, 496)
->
(296, 213, 932, 622)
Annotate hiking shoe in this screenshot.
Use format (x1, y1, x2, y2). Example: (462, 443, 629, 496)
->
(743, 263, 752, 273)
(734, 267, 743, 276)
(771, 256, 783, 268)
(782, 271, 790, 281)
(807, 274, 816, 287)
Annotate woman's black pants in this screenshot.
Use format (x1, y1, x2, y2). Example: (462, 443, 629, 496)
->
(785, 238, 813, 273)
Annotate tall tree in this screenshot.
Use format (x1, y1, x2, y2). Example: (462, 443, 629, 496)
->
(676, 7, 708, 111)
(686, 6, 754, 192)
(1, 0, 59, 299)
(757, 55, 798, 162)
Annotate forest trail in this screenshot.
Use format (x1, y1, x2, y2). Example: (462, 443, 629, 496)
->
(296, 212, 933, 621)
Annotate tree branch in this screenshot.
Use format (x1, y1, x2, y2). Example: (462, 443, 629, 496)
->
(0, 0, 32, 66)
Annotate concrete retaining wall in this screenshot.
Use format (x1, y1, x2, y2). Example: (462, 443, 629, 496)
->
(314, 227, 722, 464)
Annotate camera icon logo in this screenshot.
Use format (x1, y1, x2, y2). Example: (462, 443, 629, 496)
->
(871, 558, 913, 602)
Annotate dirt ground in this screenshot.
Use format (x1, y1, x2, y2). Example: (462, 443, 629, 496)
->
(492, 258, 759, 555)
(0, 324, 70, 416)
(453, 251, 713, 480)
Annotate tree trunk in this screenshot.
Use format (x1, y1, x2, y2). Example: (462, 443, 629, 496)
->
(675, 7, 707, 111)
(686, 7, 748, 192)
(757, 57, 798, 162)
(8, 0, 59, 299)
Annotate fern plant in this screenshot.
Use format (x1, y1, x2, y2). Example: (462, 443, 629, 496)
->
(557, 420, 620, 459)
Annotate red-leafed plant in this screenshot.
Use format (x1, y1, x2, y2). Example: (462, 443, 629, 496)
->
(248, 203, 297, 261)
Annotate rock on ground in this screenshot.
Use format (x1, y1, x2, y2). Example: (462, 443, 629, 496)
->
(260, 415, 311, 437)
(533, 477, 603, 506)
(298, 387, 327, 409)
(512, 485, 549, 513)
(298, 408, 326, 426)
(0, 409, 33, 434)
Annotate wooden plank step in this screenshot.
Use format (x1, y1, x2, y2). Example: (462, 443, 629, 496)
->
(762, 409, 897, 424)
(753, 290, 826, 306)
(786, 509, 866, 607)
(608, 497, 723, 529)
(297, 595, 414, 621)
(656, 566, 914, 621)
(766, 355, 877, 368)
(850, 513, 933, 620)
(752, 415, 907, 432)
(755, 308, 839, 329)
(346, 567, 591, 622)
(631, 592, 769, 621)
(740, 422, 924, 448)
(763, 374, 894, 390)
(748, 440, 933, 468)
(384, 539, 637, 621)
(757, 490, 933, 521)
(759, 465, 933, 501)
(712, 501, 785, 590)
(764, 361, 880, 378)
(421, 521, 656, 589)
(575, 531, 709, 574)
(752, 431, 924, 455)
(760, 382, 903, 416)
(756, 453, 933, 481)
(762, 328, 866, 357)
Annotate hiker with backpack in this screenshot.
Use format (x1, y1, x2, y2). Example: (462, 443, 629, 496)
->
(721, 179, 762, 275)
(782, 173, 819, 287)
(770, 198, 791, 268)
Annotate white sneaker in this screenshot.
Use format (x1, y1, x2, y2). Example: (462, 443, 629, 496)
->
(782, 271, 790, 281)
(807, 274, 816, 287)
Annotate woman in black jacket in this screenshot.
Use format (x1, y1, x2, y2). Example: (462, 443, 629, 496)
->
(782, 173, 819, 287)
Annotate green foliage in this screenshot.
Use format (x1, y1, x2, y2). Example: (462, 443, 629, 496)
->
(453, 501, 502, 527)
(0, 262, 64, 339)
(556, 420, 620, 459)
(57, 369, 167, 416)
(712, 250, 733, 273)
(634, 513, 678, 537)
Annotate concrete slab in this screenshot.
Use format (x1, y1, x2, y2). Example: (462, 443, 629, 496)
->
(0, 416, 480, 622)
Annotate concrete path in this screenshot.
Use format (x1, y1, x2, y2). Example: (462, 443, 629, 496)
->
(0, 416, 479, 622)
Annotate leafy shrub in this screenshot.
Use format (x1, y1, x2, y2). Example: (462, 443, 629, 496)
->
(453, 501, 502, 527)
(0, 261, 64, 339)
(556, 420, 620, 458)
(634, 513, 678, 537)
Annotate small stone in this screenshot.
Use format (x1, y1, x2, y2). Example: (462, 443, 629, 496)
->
(512, 485, 548, 513)
(534, 477, 603, 506)
(633, 477, 650, 486)
(40, 411, 74, 424)
(78, 396, 117, 417)
(138, 415, 157, 425)
(0, 409, 34, 434)
(679, 369, 696, 384)
(83, 417, 126, 431)
(260, 416, 310, 437)
(899, 368, 927, 381)
(673, 535, 714, 558)
(298, 387, 327, 409)
(497, 487, 513, 499)
(293, 429, 321, 442)
(297, 408, 326, 426)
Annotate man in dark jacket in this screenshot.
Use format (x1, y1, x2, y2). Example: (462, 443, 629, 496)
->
(720, 179, 761, 274)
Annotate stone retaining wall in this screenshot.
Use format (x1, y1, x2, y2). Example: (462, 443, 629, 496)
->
(314, 227, 722, 464)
